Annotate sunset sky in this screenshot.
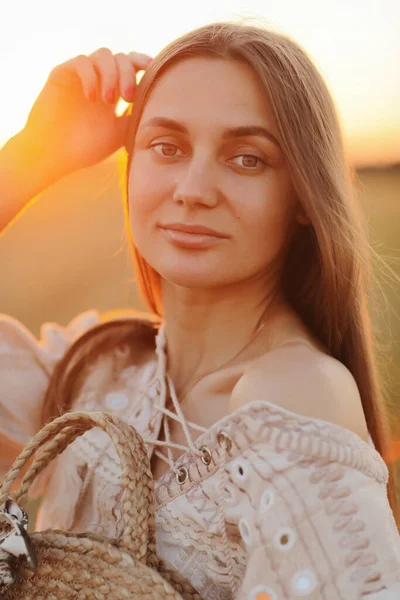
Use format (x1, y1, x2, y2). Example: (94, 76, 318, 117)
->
(1, 0, 399, 167)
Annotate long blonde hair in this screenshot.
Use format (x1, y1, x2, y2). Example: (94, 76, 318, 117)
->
(43, 22, 398, 518)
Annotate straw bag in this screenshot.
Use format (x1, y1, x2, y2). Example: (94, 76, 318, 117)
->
(0, 411, 202, 599)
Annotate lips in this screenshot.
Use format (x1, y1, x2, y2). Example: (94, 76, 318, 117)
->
(159, 222, 227, 238)
(159, 223, 228, 249)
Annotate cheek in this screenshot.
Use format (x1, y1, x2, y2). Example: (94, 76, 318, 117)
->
(128, 154, 162, 219)
(127, 154, 176, 267)
(235, 182, 296, 246)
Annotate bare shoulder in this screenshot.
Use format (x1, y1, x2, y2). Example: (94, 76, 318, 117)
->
(230, 343, 369, 442)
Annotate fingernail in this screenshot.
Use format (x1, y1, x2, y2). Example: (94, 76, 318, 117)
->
(125, 85, 134, 101)
(105, 88, 117, 103)
(138, 52, 153, 62)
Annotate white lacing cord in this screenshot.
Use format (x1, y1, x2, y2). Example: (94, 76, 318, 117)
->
(154, 404, 208, 433)
(142, 374, 206, 474)
(141, 420, 237, 597)
(154, 324, 168, 400)
(142, 422, 237, 596)
(167, 374, 200, 450)
(142, 386, 236, 595)
(152, 324, 208, 473)
(149, 324, 237, 596)
(150, 405, 208, 470)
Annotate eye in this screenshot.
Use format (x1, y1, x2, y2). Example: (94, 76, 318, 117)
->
(150, 142, 184, 158)
(231, 154, 265, 169)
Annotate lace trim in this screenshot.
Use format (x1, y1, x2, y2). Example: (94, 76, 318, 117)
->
(308, 459, 385, 596)
(157, 510, 244, 563)
(153, 401, 388, 508)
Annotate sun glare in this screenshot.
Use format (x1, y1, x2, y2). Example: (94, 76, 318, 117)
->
(1, 0, 399, 167)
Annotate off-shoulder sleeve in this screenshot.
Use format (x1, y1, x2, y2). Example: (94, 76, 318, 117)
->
(222, 436, 400, 599)
(0, 310, 100, 470)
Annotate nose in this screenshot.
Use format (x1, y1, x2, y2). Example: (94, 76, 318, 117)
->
(172, 153, 218, 208)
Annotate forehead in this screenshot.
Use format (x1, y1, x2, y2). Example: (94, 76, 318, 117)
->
(139, 57, 276, 132)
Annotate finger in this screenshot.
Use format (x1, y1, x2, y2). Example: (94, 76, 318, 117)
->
(114, 53, 137, 103)
(126, 51, 153, 72)
(89, 47, 119, 104)
(49, 55, 98, 101)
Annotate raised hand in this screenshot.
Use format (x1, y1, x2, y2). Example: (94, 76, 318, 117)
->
(22, 48, 152, 176)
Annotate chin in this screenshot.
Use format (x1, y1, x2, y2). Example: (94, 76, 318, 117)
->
(159, 267, 223, 289)
(148, 256, 229, 289)
(135, 236, 237, 289)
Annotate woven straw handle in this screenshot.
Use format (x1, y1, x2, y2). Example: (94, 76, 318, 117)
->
(0, 411, 157, 564)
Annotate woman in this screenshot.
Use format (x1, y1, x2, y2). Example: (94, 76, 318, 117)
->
(1, 21, 399, 599)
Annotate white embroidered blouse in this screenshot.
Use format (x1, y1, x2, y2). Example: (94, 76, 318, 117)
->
(0, 310, 400, 599)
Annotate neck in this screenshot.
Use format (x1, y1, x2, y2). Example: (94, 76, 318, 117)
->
(161, 273, 288, 397)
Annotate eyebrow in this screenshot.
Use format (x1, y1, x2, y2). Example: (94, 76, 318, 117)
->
(139, 117, 281, 149)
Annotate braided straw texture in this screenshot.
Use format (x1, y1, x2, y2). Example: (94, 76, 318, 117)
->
(0, 411, 202, 599)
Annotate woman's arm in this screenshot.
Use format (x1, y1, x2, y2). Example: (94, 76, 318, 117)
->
(0, 49, 152, 235)
(0, 129, 68, 233)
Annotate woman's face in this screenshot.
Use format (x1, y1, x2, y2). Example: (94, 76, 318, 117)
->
(128, 57, 299, 289)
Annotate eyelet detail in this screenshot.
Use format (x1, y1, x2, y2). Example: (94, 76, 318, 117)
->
(233, 458, 249, 482)
(291, 569, 318, 596)
(200, 446, 212, 465)
(223, 483, 238, 505)
(175, 466, 188, 485)
(273, 527, 297, 551)
(250, 584, 277, 600)
(104, 391, 129, 410)
(260, 488, 275, 511)
(217, 431, 232, 452)
(238, 517, 252, 545)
